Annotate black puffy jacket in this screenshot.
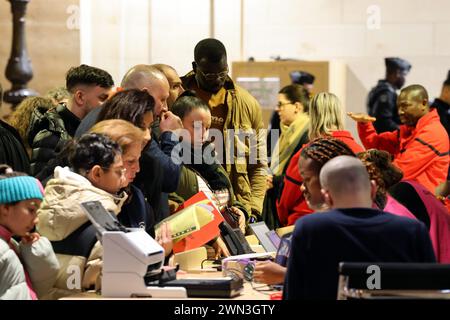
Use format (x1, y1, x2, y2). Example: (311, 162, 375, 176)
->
(30, 104, 80, 177)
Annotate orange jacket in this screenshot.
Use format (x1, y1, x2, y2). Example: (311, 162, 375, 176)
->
(357, 108, 449, 193)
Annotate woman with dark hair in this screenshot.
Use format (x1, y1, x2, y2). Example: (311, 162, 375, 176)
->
(357, 149, 450, 262)
(97, 89, 155, 140)
(389, 180, 450, 263)
(358, 149, 415, 219)
(97, 88, 178, 224)
(37, 133, 127, 299)
(263, 84, 310, 229)
(95, 89, 169, 227)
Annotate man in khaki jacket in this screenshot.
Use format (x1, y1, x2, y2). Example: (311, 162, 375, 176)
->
(182, 38, 267, 223)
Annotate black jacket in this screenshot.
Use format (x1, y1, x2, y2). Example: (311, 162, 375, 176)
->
(283, 208, 436, 300)
(0, 119, 30, 173)
(30, 104, 80, 177)
(118, 184, 156, 237)
(367, 80, 400, 133)
(133, 131, 181, 223)
(431, 98, 450, 137)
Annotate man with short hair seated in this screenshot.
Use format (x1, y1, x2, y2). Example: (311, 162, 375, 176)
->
(349, 84, 449, 194)
(283, 156, 436, 300)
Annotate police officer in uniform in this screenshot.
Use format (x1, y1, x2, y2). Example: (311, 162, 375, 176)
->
(367, 57, 411, 133)
(431, 70, 450, 180)
(431, 70, 450, 137)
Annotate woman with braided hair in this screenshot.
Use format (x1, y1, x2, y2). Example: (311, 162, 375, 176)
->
(254, 137, 358, 287)
(359, 149, 450, 262)
(298, 137, 358, 212)
(358, 149, 416, 219)
(277, 93, 364, 226)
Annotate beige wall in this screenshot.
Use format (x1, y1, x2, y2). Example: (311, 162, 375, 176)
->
(2, 0, 450, 137)
(97, 0, 450, 141)
(240, 0, 450, 141)
(0, 0, 80, 116)
(80, 0, 150, 85)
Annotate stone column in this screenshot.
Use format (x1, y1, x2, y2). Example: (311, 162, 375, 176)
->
(3, 0, 37, 108)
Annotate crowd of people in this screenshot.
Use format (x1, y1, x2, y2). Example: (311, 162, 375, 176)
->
(0, 38, 449, 300)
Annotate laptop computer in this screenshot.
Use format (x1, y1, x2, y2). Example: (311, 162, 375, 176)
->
(274, 233, 292, 267)
(266, 230, 281, 249)
(248, 222, 278, 252)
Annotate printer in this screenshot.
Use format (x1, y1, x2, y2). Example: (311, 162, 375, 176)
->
(81, 201, 187, 298)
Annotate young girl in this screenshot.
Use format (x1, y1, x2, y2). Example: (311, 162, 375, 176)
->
(171, 93, 247, 232)
(37, 133, 127, 299)
(0, 165, 59, 299)
(170, 93, 247, 257)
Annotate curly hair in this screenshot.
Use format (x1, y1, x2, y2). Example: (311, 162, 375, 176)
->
(300, 137, 356, 167)
(8, 97, 54, 150)
(68, 133, 121, 174)
(358, 149, 403, 209)
(96, 89, 155, 130)
(45, 86, 70, 105)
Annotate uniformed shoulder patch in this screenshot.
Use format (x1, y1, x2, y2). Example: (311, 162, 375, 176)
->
(379, 94, 389, 103)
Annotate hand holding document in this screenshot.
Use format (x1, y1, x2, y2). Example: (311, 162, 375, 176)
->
(155, 200, 215, 242)
(156, 192, 225, 253)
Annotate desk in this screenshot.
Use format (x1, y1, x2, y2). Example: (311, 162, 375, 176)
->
(61, 271, 279, 300)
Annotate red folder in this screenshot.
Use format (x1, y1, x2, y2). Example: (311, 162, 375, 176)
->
(172, 192, 224, 253)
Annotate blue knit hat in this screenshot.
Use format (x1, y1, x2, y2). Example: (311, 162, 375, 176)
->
(0, 176, 44, 204)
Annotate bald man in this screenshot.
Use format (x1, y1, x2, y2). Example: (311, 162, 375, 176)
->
(74, 64, 183, 221)
(152, 64, 185, 109)
(349, 84, 449, 194)
(319, 156, 376, 208)
(121, 64, 170, 116)
(283, 156, 436, 300)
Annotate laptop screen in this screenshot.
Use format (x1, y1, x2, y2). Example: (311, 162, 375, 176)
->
(248, 222, 278, 252)
(266, 230, 281, 249)
(274, 233, 292, 267)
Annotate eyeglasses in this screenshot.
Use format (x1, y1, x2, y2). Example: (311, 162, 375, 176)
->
(196, 67, 229, 80)
(276, 101, 292, 109)
(102, 166, 127, 177)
